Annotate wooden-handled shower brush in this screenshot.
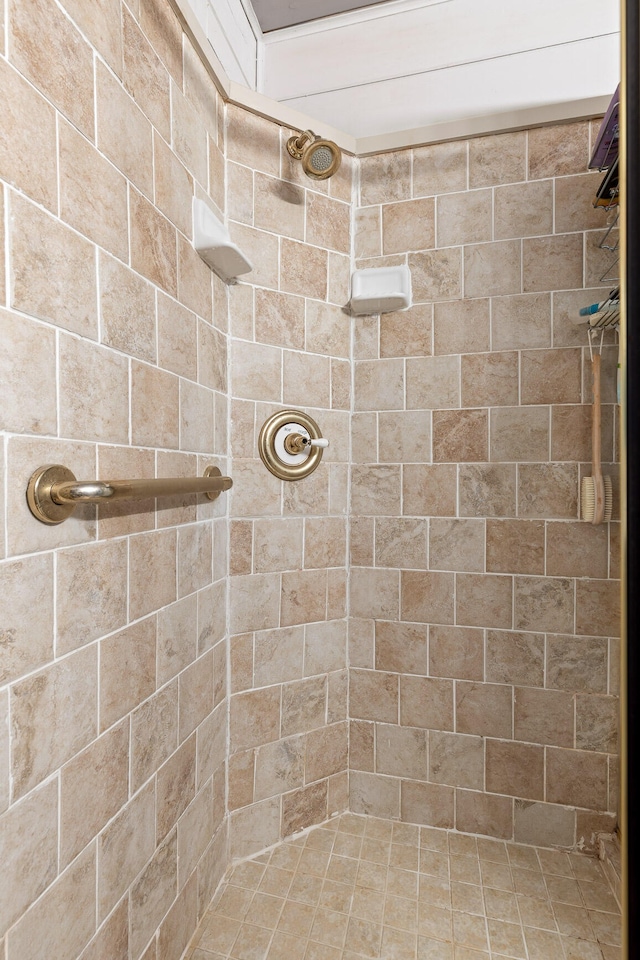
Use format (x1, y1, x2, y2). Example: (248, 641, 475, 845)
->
(581, 353, 613, 523)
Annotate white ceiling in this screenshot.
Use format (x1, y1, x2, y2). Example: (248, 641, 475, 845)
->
(191, 0, 620, 143)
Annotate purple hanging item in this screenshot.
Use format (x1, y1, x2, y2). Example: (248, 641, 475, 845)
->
(589, 83, 620, 170)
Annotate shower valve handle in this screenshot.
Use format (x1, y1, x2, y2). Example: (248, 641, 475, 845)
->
(284, 432, 329, 455)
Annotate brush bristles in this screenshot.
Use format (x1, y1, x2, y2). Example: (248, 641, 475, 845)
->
(581, 475, 613, 523)
(581, 476, 596, 522)
(603, 474, 613, 522)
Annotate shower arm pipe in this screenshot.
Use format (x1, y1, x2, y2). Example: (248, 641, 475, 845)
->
(26, 464, 232, 525)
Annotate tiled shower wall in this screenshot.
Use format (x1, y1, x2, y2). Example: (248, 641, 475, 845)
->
(0, 1, 231, 958)
(0, 0, 621, 956)
(224, 107, 354, 860)
(349, 124, 621, 851)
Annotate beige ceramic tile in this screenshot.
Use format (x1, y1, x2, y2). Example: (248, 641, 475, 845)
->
(400, 675, 454, 731)
(410, 248, 462, 301)
(514, 575, 574, 633)
(59, 119, 128, 261)
(489, 406, 549, 464)
(307, 192, 350, 253)
(491, 292, 551, 350)
(7, 844, 96, 960)
(281, 238, 328, 299)
(464, 240, 521, 297)
(10, 0, 94, 137)
(306, 299, 351, 358)
(485, 630, 544, 686)
(376, 723, 427, 780)
(156, 734, 196, 841)
(129, 832, 177, 958)
(10, 192, 98, 339)
(402, 781, 454, 829)
(99, 618, 156, 732)
(351, 464, 401, 516)
(281, 569, 328, 626)
(455, 788, 513, 840)
(546, 634, 608, 694)
(429, 732, 484, 790)
(514, 686, 574, 748)
(461, 351, 518, 407)
(575, 579, 620, 638)
(130, 681, 179, 793)
(59, 334, 129, 443)
(177, 232, 213, 319)
(528, 121, 590, 179)
(254, 288, 305, 350)
(227, 104, 281, 177)
(60, 721, 129, 867)
(456, 572, 512, 628)
(494, 180, 553, 240)
(0, 309, 56, 436)
(375, 517, 428, 569)
(429, 625, 484, 681)
(360, 152, 411, 205)
(10, 645, 98, 800)
(383, 198, 435, 253)
(455, 681, 512, 739)
(381, 304, 433, 358)
(0, 58, 58, 211)
(171, 80, 208, 187)
(379, 411, 431, 464)
(0, 779, 58, 935)
(486, 518, 545, 574)
(413, 140, 467, 196)
(129, 185, 177, 295)
(429, 519, 484, 573)
(355, 206, 382, 259)
(158, 292, 197, 379)
(523, 234, 584, 293)
(433, 299, 490, 356)
(122, 6, 171, 139)
(230, 686, 281, 754)
(517, 463, 579, 519)
(432, 410, 488, 463)
(555, 172, 611, 233)
(406, 355, 460, 409)
(403, 463, 458, 517)
(486, 739, 544, 800)
(131, 360, 179, 448)
(437, 190, 492, 247)
(96, 60, 152, 197)
(546, 747, 608, 810)
(153, 133, 195, 237)
(99, 252, 156, 361)
(283, 351, 331, 408)
(253, 518, 303, 574)
(468, 131, 526, 187)
(56, 539, 128, 655)
(551, 404, 608, 463)
(401, 569, 455, 625)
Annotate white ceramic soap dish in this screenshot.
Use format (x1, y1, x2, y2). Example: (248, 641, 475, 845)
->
(193, 198, 253, 283)
(350, 264, 412, 315)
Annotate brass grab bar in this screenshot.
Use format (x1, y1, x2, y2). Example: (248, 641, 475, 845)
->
(26, 464, 232, 525)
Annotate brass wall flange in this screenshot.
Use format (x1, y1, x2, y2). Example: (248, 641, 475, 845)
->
(258, 410, 327, 481)
(27, 464, 78, 525)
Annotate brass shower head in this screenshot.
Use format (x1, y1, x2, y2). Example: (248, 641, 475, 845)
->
(286, 129, 342, 180)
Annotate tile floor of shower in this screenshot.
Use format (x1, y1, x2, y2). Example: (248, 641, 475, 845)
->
(186, 812, 621, 960)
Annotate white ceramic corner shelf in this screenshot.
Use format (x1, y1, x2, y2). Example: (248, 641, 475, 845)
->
(350, 264, 412, 315)
(193, 198, 253, 282)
